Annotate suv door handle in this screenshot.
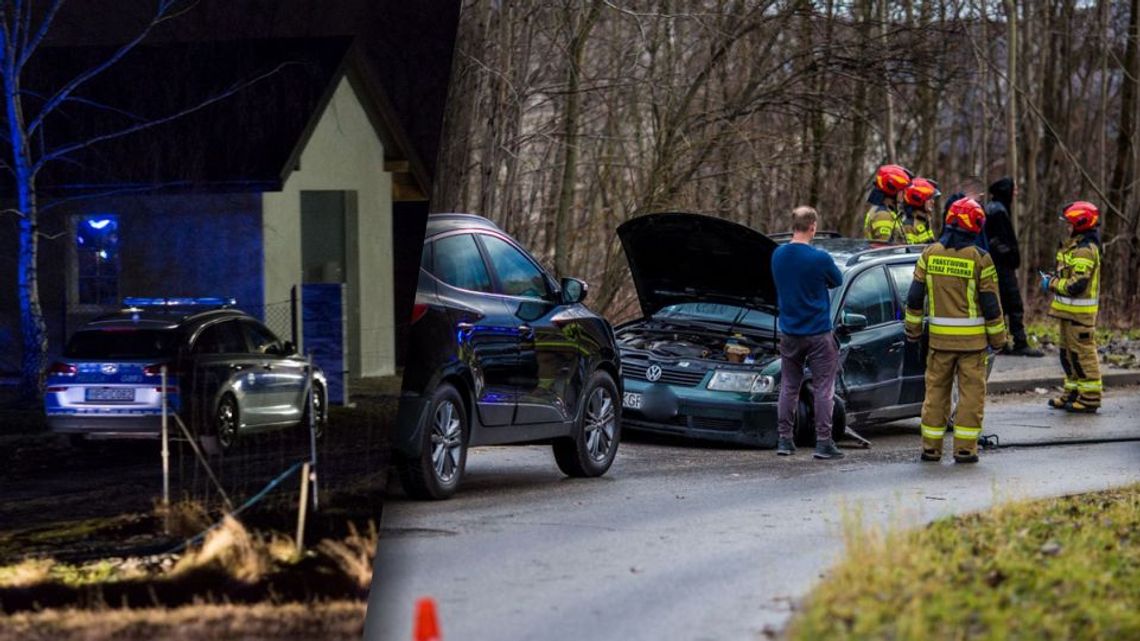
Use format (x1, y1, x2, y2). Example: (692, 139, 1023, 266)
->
(229, 364, 244, 371)
(517, 324, 534, 337)
(262, 363, 275, 371)
(457, 322, 475, 331)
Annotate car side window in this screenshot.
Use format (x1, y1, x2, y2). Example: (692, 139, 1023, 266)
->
(431, 234, 493, 292)
(479, 234, 550, 299)
(842, 267, 896, 326)
(242, 321, 282, 355)
(193, 321, 247, 355)
(888, 263, 916, 306)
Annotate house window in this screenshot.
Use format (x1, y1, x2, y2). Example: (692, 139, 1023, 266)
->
(75, 215, 120, 306)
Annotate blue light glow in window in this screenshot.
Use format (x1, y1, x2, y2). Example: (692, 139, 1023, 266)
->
(76, 214, 121, 306)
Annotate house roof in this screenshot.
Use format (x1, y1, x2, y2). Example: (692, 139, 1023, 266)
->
(22, 37, 421, 195)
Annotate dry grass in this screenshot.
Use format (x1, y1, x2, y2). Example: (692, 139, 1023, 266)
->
(316, 521, 379, 592)
(787, 484, 1140, 640)
(0, 601, 367, 641)
(0, 516, 379, 616)
(171, 515, 275, 583)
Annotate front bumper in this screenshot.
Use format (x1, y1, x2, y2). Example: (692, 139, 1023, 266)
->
(621, 378, 779, 448)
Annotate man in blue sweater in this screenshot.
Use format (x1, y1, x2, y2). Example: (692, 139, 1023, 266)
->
(771, 206, 845, 459)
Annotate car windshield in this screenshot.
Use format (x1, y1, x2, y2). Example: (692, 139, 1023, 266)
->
(653, 302, 775, 330)
(64, 329, 180, 359)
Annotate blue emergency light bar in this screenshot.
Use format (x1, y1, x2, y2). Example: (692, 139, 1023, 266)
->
(122, 297, 237, 308)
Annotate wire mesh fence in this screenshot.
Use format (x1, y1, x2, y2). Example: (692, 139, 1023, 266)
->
(11, 290, 391, 559)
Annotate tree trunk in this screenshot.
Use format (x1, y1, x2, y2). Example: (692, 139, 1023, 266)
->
(1110, 0, 1140, 312)
(843, 0, 872, 236)
(552, 0, 602, 277)
(3, 56, 48, 401)
(880, 0, 896, 163)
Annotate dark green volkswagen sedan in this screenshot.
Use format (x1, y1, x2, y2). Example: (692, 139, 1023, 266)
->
(617, 213, 935, 447)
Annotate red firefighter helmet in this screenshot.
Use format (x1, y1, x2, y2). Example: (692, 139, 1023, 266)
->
(1060, 201, 1100, 232)
(903, 177, 939, 208)
(945, 197, 985, 234)
(874, 164, 913, 196)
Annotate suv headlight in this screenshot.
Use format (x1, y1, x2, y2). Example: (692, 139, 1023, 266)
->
(707, 370, 758, 392)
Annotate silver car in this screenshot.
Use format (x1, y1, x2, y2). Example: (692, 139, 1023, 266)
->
(46, 299, 327, 449)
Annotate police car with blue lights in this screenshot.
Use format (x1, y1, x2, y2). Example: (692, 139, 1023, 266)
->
(46, 298, 327, 449)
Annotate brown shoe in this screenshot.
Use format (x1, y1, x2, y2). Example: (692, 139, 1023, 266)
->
(952, 437, 979, 464)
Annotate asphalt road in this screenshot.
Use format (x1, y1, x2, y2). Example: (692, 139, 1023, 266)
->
(365, 391, 1140, 641)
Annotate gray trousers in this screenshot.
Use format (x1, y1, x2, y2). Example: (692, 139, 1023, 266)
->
(777, 332, 840, 442)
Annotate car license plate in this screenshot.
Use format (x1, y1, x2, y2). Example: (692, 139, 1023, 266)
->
(86, 387, 135, 402)
(623, 392, 642, 410)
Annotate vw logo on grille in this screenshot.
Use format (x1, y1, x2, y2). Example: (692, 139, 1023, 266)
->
(100, 364, 118, 375)
(646, 364, 663, 382)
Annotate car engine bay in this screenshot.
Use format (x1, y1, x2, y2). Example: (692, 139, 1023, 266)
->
(616, 326, 774, 364)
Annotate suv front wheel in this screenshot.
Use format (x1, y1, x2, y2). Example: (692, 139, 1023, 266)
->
(397, 382, 468, 500)
(554, 370, 621, 477)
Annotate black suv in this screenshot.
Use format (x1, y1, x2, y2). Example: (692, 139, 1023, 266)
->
(617, 213, 954, 447)
(46, 299, 327, 450)
(394, 214, 622, 499)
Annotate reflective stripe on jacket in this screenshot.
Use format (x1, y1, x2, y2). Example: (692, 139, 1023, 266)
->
(1049, 236, 1100, 326)
(904, 243, 1007, 352)
(863, 205, 904, 244)
(902, 218, 935, 244)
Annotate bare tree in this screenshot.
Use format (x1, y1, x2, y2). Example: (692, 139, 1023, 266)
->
(1, 0, 288, 399)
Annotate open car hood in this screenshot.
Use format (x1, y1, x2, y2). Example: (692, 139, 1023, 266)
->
(617, 213, 778, 317)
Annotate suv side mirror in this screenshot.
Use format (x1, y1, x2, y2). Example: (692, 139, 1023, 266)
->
(560, 278, 588, 305)
(282, 341, 297, 355)
(839, 312, 868, 332)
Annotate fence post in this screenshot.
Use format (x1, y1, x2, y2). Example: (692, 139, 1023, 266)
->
(296, 461, 311, 554)
(161, 366, 171, 535)
(307, 352, 319, 512)
(291, 284, 300, 351)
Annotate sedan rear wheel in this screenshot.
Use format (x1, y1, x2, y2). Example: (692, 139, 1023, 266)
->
(554, 371, 620, 477)
(301, 383, 326, 439)
(215, 394, 239, 450)
(397, 383, 468, 500)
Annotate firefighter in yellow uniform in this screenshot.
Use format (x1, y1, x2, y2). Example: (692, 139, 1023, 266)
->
(863, 164, 912, 244)
(904, 198, 1007, 463)
(901, 177, 938, 244)
(1042, 201, 1102, 413)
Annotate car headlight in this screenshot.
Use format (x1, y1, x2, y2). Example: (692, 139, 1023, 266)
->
(707, 370, 759, 393)
(751, 375, 775, 394)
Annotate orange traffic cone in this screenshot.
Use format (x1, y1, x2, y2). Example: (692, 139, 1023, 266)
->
(414, 597, 441, 641)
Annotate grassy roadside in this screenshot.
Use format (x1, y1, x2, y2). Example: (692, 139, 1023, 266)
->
(787, 484, 1140, 640)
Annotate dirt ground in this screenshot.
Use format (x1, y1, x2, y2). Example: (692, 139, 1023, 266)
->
(0, 380, 399, 637)
(0, 602, 367, 641)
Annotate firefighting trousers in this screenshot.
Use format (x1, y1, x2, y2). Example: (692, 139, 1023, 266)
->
(920, 349, 987, 442)
(1058, 319, 1102, 406)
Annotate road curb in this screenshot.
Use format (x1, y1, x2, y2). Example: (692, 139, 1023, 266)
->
(989, 370, 1140, 395)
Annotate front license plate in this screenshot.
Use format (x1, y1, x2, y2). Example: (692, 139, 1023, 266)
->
(86, 387, 135, 402)
(622, 392, 642, 410)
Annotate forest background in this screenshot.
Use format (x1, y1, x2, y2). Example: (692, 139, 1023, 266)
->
(433, 0, 1139, 325)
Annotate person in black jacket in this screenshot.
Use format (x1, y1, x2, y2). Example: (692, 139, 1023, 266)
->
(985, 177, 1044, 357)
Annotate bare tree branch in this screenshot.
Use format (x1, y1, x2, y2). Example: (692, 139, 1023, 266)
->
(36, 61, 296, 172)
(18, 0, 66, 67)
(26, 0, 197, 137)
